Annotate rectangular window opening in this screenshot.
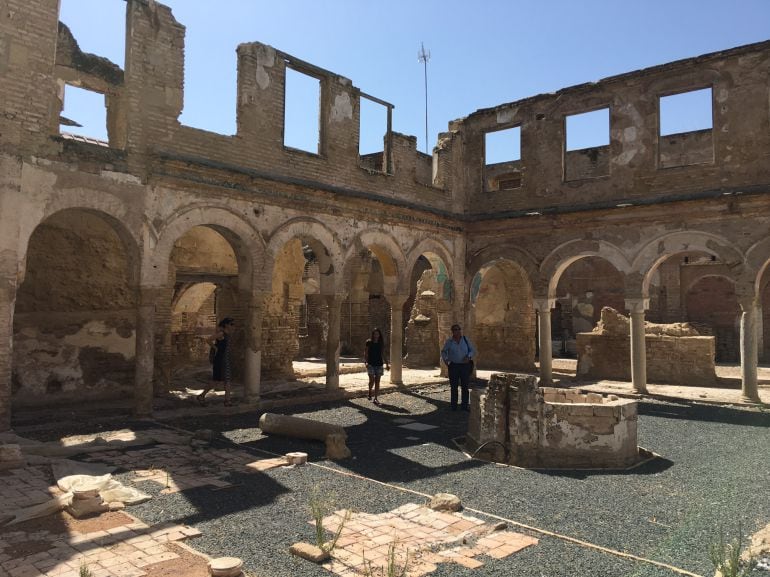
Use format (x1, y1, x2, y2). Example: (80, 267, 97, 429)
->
(59, 84, 109, 143)
(284, 67, 321, 154)
(659, 87, 712, 136)
(659, 87, 714, 168)
(484, 126, 522, 192)
(485, 126, 521, 165)
(359, 97, 388, 172)
(564, 108, 610, 181)
(566, 108, 609, 151)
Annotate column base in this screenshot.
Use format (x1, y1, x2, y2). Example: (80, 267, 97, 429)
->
(740, 394, 762, 404)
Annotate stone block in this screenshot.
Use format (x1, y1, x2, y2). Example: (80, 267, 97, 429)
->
(289, 542, 329, 563)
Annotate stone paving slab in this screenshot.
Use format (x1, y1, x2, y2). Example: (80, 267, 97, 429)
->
(318, 503, 538, 577)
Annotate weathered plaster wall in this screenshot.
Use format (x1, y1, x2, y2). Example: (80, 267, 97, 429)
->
(13, 211, 136, 404)
(473, 263, 535, 371)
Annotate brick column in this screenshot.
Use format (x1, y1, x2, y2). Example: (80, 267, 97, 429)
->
(243, 291, 268, 405)
(534, 298, 554, 385)
(0, 277, 16, 431)
(386, 294, 409, 385)
(134, 287, 163, 417)
(324, 294, 345, 391)
(739, 296, 760, 403)
(625, 298, 649, 394)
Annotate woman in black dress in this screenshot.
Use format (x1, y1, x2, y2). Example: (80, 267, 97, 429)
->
(198, 317, 235, 406)
(364, 328, 389, 405)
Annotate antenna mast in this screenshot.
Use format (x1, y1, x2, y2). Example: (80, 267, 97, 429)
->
(417, 42, 431, 154)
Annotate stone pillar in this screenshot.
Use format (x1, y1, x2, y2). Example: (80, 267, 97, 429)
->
(0, 277, 16, 431)
(243, 291, 267, 405)
(625, 298, 649, 394)
(386, 294, 409, 385)
(739, 296, 760, 403)
(134, 287, 162, 417)
(324, 294, 345, 391)
(533, 298, 554, 385)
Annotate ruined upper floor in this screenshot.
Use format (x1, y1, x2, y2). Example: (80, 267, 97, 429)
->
(1, 0, 769, 219)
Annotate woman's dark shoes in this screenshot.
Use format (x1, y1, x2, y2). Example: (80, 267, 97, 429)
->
(373, 398, 380, 405)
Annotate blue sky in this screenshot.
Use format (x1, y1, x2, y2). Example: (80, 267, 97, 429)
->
(59, 1, 770, 157)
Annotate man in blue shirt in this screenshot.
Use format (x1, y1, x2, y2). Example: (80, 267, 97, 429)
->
(441, 324, 476, 411)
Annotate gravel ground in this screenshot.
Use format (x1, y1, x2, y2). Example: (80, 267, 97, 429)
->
(27, 383, 769, 577)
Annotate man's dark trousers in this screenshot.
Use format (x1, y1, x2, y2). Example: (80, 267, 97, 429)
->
(448, 361, 472, 410)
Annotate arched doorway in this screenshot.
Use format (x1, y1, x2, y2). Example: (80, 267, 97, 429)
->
(13, 209, 136, 409)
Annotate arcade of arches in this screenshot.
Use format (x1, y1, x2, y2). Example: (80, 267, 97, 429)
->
(1, 0, 770, 430)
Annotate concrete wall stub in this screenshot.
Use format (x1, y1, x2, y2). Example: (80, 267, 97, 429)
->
(467, 373, 640, 469)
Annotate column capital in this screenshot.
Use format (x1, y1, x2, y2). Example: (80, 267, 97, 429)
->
(533, 297, 555, 312)
(737, 294, 757, 312)
(624, 298, 649, 314)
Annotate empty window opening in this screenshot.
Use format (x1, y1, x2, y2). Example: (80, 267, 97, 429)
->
(659, 88, 713, 168)
(485, 126, 521, 165)
(360, 97, 388, 156)
(284, 67, 321, 154)
(659, 88, 712, 136)
(565, 108, 610, 181)
(566, 108, 609, 151)
(59, 85, 108, 142)
(59, 0, 125, 66)
(484, 126, 522, 192)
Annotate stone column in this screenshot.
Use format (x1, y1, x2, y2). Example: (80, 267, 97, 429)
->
(533, 298, 554, 385)
(625, 298, 649, 394)
(324, 294, 345, 391)
(739, 296, 760, 403)
(243, 291, 267, 405)
(134, 287, 162, 417)
(386, 294, 409, 385)
(0, 277, 16, 431)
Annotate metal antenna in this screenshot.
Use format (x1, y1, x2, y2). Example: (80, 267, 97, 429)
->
(418, 42, 431, 154)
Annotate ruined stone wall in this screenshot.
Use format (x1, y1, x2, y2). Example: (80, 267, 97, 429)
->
(0, 0, 60, 156)
(576, 333, 717, 385)
(456, 41, 770, 215)
(263, 239, 304, 378)
(467, 373, 639, 468)
(473, 265, 535, 371)
(13, 211, 136, 405)
(405, 271, 441, 367)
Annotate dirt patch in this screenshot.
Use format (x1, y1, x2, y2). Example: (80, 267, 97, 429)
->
(143, 542, 211, 577)
(0, 510, 134, 536)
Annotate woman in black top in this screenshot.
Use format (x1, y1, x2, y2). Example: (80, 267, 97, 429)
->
(364, 328, 389, 405)
(198, 317, 235, 406)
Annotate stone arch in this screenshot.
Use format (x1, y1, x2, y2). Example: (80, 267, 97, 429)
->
(13, 207, 140, 407)
(18, 201, 140, 286)
(401, 239, 455, 368)
(267, 218, 344, 294)
(467, 244, 538, 298)
(469, 256, 535, 371)
(343, 229, 406, 296)
(744, 237, 770, 297)
(403, 238, 455, 294)
(541, 239, 630, 298)
(632, 231, 743, 297)
(150, 205, 265, 291)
